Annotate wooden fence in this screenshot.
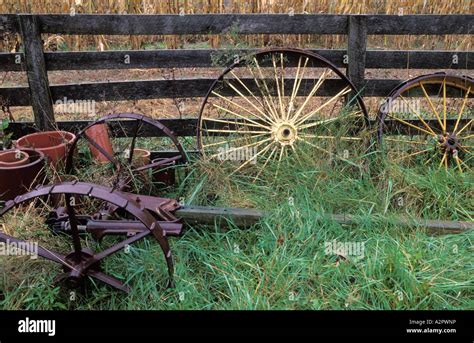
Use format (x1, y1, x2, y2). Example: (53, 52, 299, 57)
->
(0, 14, 472, 138)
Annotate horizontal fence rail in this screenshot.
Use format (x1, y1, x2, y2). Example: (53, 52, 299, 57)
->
(0, 13, 472, 134)
(0, 49, 472, 71)
(1, 14, 473, 35)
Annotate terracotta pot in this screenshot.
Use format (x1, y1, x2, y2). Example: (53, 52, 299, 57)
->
(0, 148, 46, 201)
(0, 150, 29, 168)
(85, 124, 114, 163)
(132, 148, 151, 168)
(15, 131, 76, 169)
(151, 158, 176, 187)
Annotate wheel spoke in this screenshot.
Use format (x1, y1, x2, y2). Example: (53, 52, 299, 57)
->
(230, 140, 275, 175)
(202, 128, 269, 135)
(252, 57, 281, 120)
(202, 133, 268, 149)
(246, 66, 280, 122)
(298, 111, 360, 130)
(386, 114, 437, 137)
(297, 136, 360, 168)
(300, 134, 361, 141)
(453, 86, 471, 133)
(295, 86, 351, 126)
(394, 148, 434, 162)
(209, 137, 272, 159)
(212, 90, 273, 125)
(420, 82, 445, 132)
(399, 95, 437, 136)
(443, 79, 447, 131)
(454, 155, 463, 172)
(290, 69, 331, 123)
(439, 151, 448, 170)
(272, 54, 285, 117)
(457, 119, 473, 136)
(287, 56, 309, 119)
(225, 80, 276, 124)
(205, 109, 271, 131)
(384, 137, 430, 145)
(254, 144, 278, 180)
(280, 53, 286, 120)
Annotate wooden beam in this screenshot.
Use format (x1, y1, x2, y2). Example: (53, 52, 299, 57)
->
(2, 14, 472, 35)
(18, 15, 55, 130)
(347, 15, 367, 93)
(176, 205, 474, 234)
(366, 14, 473, 35)
(34, 14, 348, 35)
(0, 78, 404, 107)
(2, 50, 472, 72)
(0, 14, 19, 33)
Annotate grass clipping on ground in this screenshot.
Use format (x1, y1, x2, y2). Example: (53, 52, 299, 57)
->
(0, 141, 472, 310)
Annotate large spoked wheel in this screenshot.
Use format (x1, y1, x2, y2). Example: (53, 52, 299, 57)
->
(0, 182, 174, 293)
(66, 113, 187, 192)
(197, 48, 369, 180)
(378, 73, 473, 171)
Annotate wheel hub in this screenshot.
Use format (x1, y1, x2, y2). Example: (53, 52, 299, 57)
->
(438, 133, 461, 154)
(273, 122, 297, 146)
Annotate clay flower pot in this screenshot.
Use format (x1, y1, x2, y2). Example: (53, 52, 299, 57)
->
(132, 148, 151, 168)
(0, 148, 46, 201)
(85, 124, 114, 163)
(15, 131, 76, 169)
(0, 150, 29, 168)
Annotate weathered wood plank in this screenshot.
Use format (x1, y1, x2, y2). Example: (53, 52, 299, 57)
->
(18, 15, 56, 130)
(35, 14, 348, 35)
(0, 14, 19, 33)
(43, 48, 346, 70)
(365, 50, 473, 69)
(0, 78, 403, 106)
(366, 14, 473, 34)
(2, 49, 471, 72)
(176, 205, 265, 228)
(347, 15, 367, 93)
(2, 14, 472, 35)
(176, 205, 473, 232)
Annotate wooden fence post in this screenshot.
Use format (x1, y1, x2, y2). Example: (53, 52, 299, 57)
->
(347, 15, 367, 94)
(19, 14, 55, 130)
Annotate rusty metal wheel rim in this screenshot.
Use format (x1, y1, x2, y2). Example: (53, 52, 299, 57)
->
(65, 113, 187, 191)
(197, 48, 369, 180)
(378, 73, 473, 171)
(0, 182, 174, 293)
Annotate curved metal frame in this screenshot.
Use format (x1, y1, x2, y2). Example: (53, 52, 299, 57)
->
(66, 113, 187, 190)
(197, 47, 369, 152)
(0, 181, 175, 292)
(377, 72, 473, 170)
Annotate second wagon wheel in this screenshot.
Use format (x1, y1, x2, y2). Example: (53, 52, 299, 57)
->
(66, 113, 187, 192)
(197, 48, 369, 180)
(378, 73, 473, 171)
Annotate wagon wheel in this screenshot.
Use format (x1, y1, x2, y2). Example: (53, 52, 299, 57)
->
(197, 48, 369, 180)
(0, 182, 174, 293)
(378, 73, 473, 171)
(65, 113, 187, 192)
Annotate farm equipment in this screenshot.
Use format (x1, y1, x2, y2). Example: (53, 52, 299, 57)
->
(0, 49, 472, 294)
(198, 48, 370, 177)
(378, 72, 473, 171)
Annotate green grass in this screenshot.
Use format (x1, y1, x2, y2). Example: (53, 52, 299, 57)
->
(0, 144, 472, 310)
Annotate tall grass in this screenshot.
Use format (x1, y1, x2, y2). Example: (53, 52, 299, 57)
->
(0, 144, 472, 310)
